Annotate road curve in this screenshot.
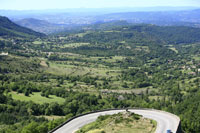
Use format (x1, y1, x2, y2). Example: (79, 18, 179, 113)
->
(53, 109, 180, 133)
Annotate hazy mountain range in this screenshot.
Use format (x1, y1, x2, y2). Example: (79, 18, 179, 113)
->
(14, 18, 70, 34)
(1, 7, 200, 34)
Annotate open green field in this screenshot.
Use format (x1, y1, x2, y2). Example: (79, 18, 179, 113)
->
(8, 92, 65, 104)
(33, 41, 43, 44)
(36, 115, 64, 120)
(193, 55, 200, 61)
(169, 47, 178, 53)
(62, 43, 90, 48)
(104, 30, 121, 33)
(76, 112, 156, 133)
(46, 60, 121, 78)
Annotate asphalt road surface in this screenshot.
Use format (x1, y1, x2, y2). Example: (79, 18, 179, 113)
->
(53, 109, 180, 133)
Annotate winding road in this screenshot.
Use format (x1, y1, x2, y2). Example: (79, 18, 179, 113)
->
(52, 109, 180, 133)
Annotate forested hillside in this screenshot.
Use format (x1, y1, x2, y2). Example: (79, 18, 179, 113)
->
(0, 23, 200, 132)
(0, 16, 45, 37)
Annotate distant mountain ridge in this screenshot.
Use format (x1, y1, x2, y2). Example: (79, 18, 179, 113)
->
(15, 18, 70, 34)
(0, 16, 45, 37)
(0, 6, 199, 17)
(96, 9, 200, 25)
(2, 7, 200, 34)
(15, 18, 52, 27)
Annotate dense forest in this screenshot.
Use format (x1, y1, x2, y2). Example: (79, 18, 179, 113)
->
(0, 17, 200, 133)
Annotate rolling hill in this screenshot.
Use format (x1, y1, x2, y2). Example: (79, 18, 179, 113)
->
(64, 23, 200, 45)
(0, 16, 45, 38)
(15, 18, 68, 34)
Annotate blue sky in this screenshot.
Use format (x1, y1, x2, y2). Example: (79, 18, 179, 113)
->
(0, 0, 200, 10)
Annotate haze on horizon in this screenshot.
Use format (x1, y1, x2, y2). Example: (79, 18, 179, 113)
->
(0, 0, 200, 10)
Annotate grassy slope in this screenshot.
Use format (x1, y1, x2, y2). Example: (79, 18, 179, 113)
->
(8, 92, 65, 104)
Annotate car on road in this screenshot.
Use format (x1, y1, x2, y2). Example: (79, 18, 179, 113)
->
(167, 129, 172, 133)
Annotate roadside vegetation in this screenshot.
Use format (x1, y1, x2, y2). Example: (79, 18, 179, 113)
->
(76, 112, 156, 133)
